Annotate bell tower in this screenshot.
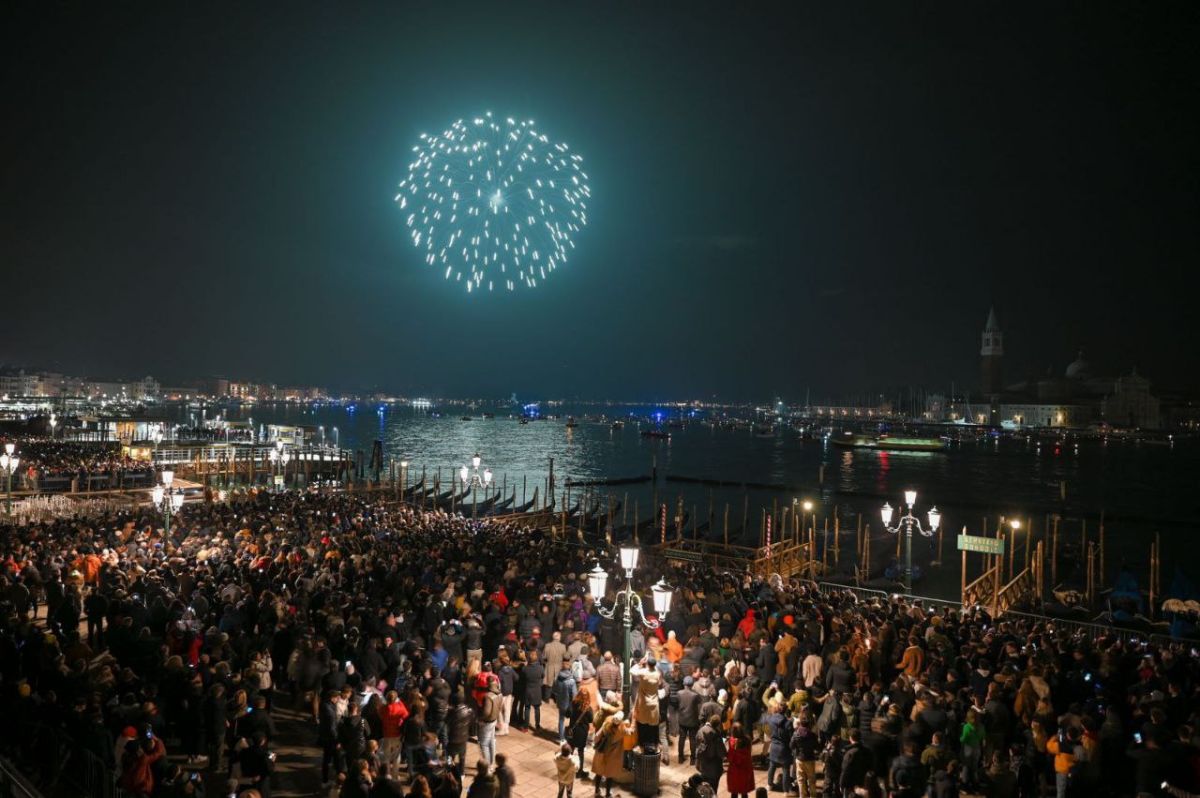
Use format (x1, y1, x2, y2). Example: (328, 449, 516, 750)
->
(980, 306, 1003, 395)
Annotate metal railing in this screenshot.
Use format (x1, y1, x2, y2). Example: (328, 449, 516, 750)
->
(815, 581, 1195, 644)
(7, 722, 128, 798)
(816, 581, 967, 612)
(150, 443, 346, 465)
(0, 757, 43, 798)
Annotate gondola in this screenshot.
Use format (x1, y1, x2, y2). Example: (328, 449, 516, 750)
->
(482, 493, 516, 516)
(402, 479, 429, 499)
(504, 489, 543, 515)
(430, 487, 472, 509)
(579, 500, 622, 529)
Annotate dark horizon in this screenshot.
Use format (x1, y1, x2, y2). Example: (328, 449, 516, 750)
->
(2, 3, 1197, 400)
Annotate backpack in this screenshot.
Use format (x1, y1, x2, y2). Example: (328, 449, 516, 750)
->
(480, 693, 501, 724)
(816, 696, 843, 734)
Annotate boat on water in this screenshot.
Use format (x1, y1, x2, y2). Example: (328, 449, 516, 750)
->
(641, 429, 670, 440)
(519, 417, 529, 425)
(565, 416, 578, 428)
(611, 420, 625, 430)
(832, 432, 947, 452)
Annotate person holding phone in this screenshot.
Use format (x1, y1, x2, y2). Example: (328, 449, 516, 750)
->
(1045, 726, 1082, 798)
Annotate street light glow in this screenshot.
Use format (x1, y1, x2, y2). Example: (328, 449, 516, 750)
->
(587, 564, 609, 599)
(619, 545, 640, 575)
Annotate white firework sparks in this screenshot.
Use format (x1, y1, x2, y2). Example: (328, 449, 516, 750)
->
(395, 112, 590, 293)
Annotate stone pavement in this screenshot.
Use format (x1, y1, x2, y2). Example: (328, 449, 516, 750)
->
(267, 698, 989, 798)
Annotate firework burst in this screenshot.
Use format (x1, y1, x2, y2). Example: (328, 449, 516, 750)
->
(396, 112, 590, 293)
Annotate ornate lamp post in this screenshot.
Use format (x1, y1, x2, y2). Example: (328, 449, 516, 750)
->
(881, 489, 941, 593)
(151, 469, 185, 537)
(589, 546, 674, 711)
(268, 441, 291, 490)
(459, 453, 493, 519)
(0, 443, 19, 515)
(49, 413, 58, 439)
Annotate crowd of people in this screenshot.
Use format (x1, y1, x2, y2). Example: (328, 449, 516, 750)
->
(6, 439, 154, 489)
(1, 483, 1199, 798)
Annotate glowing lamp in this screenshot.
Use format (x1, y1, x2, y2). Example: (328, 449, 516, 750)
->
(459, 465, 470, 484)
(928, 506, 941, 531)
(651, 578, 674, 615)
(1010, 518, 1022, 530)
(904, 489, 918, 507)
(483, 468, 493, 485)
(152, 485, 164, 505)
(802, 500, 813, 512)
(881, 502, 894, 526)
(472, 453, 481, 469)
(4, 443, 13, 456)
(619, 545, 640, 575)
(587, 564, 609, 599)
(171, 491, 184, 511)
(162, 470, 174, 487)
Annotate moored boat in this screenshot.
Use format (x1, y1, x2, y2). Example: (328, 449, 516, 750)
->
(832, 432, 947, 452)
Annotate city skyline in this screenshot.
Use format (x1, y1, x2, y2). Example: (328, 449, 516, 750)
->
(3, 4, 1197, 399)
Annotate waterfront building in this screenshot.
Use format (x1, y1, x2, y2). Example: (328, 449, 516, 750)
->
(973, 309, 1162, 430)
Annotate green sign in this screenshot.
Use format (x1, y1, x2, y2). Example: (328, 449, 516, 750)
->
(660, 548, 704, 563)
(957, 534, 1005, 555)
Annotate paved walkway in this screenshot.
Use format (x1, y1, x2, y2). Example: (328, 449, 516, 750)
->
(269, 699, 738, 798)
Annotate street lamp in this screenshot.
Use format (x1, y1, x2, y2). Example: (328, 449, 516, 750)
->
(881, 489, 941, 593)
(460, 452, 493, 519)
(151, 469, 185, 537)
(49, 413, 58, 439)
(400, 460, 409, 494)
(268, 441, 291, 490)
(0, 443, 19, 515)
(589, 545, 674, 711)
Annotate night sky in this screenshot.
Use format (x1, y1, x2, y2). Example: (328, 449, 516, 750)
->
(3, 3, 1197, 400)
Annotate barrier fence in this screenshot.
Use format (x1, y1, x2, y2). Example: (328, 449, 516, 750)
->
(0, 758, 42, 798)
(816, 581, 1190, 645)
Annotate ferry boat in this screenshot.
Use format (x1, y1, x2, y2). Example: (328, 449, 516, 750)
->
(832, 432, 947, 452)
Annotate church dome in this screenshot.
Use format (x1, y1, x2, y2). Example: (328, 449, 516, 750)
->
(1065, 350, 1090, 379)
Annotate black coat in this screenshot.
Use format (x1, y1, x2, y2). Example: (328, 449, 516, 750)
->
(840, 743, 873, 791)
(448, 704, 474, 746)
(521, 663, 545, 701)
(695, 723, 725, 780)
(677, 688, 703, 728)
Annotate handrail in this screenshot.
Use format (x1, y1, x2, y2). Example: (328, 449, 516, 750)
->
(0, 757, 44, 798)
(815, 581, 1197, 644)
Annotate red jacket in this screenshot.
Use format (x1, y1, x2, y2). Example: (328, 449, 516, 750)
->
(726, 738, 756, 794)
(119, 738, 165, 795)
(381, 699, 410, 738)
